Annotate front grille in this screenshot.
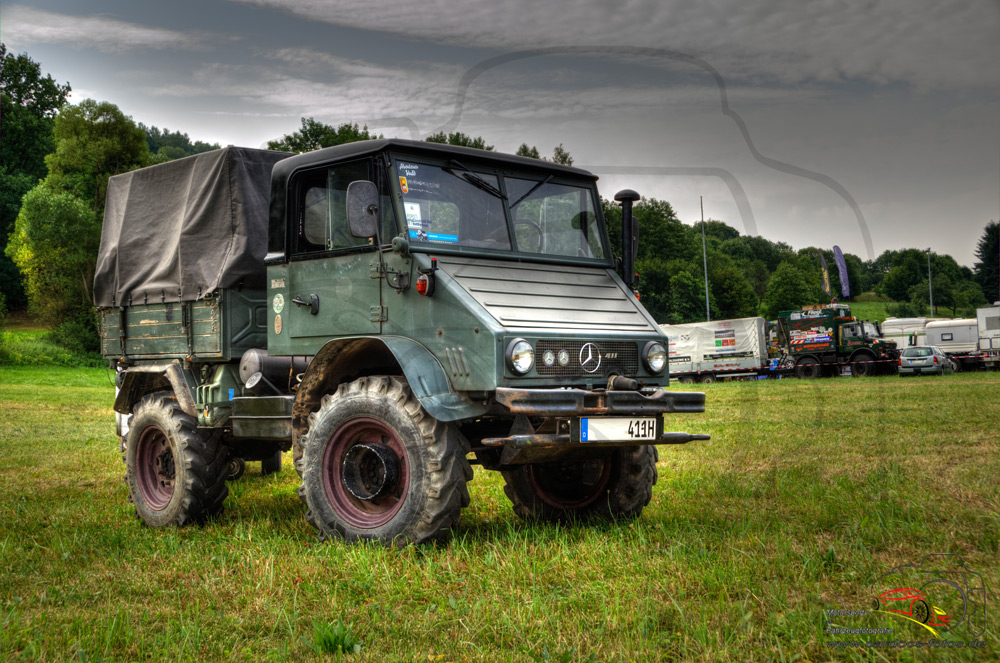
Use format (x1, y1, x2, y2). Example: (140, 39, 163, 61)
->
(535, 340, 639, 377)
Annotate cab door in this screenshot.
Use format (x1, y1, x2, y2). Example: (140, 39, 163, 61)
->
(283, 158, 387, 350)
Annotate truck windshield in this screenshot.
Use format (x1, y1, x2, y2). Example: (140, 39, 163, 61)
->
(393, 158, 605, 260)
(863, 322, 881, 339)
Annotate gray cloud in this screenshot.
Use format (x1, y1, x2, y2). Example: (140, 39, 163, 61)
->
(228, 0, 1000, 90)
(0, 5, 208, 52)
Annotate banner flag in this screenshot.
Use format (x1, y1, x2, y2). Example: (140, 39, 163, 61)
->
(833, 245, 850, 298)
(819, 252, 831, 296)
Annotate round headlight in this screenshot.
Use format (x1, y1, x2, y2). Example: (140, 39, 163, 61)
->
(542, 349, 555, 367)
(643, 341, 667, 374)
(506, 338, 534, 375)
(557, 349, 570, 366)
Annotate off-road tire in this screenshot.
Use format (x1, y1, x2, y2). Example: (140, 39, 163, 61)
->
(261, 450, 282, 476)
(297, 376, 472, 547)
(124, 392, 228, 527)
(851, 353, 876, 377)
(501, 445, 658, 522)
(796, 357, 821, 379)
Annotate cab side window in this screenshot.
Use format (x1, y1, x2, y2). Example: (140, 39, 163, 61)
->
(292, 159, 372, 255)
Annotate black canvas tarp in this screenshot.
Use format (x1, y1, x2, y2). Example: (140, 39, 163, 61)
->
(94, 146, 291, 307)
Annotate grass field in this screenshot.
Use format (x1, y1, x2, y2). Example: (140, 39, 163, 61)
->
(1, 367, 998, 662)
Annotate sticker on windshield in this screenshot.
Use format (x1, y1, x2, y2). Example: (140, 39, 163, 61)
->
(399, 176, 408, 194)
(409, 230, 458, 243)
(404, 202, 421, 222)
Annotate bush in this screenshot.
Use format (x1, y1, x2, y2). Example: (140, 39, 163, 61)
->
(48, 314, 100, 355)
(886, 301, 923, 318)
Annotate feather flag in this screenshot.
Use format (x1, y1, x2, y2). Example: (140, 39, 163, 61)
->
(833, 245, 850, 298)
(819, 252, 831, 296)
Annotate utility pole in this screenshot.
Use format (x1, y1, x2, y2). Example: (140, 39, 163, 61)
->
(927, 248, 934, 317)
(701, 196, 710, 321)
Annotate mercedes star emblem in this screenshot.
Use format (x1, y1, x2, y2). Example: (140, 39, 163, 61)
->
(579, 343, 602, 373)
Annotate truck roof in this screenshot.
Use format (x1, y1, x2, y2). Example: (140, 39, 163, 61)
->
(270, 138, 599, 182)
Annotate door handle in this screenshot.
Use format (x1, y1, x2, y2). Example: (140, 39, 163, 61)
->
(292, 294, 320, 315)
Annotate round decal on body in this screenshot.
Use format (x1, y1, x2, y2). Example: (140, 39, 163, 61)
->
(274, 314, 282, 335)
(272, 293, 285, 314)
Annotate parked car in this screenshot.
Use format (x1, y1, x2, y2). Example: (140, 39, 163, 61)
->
(898, 346, 955, 376)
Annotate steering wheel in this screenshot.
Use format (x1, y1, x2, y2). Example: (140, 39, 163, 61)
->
(514, 219, 543, 252)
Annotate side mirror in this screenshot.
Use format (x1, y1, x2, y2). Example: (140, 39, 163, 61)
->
(346, 180, 379, 239)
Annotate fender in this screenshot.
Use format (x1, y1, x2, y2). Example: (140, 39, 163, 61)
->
(291, 335, 489, 451)
(113, 361, 198, 417)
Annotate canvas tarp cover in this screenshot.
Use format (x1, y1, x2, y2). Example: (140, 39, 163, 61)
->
(659, 317, 766, 365)
(94, 146, 290, 307)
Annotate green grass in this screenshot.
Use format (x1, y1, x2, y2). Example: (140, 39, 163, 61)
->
(0, 329, 105, 368)
(2, 367, 998, 661)
(845, 301, 894, 322)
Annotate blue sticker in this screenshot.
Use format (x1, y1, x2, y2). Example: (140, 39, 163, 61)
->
(228, 388, 235, 401)
(409, 230, 459, 243)
(581, 419, 589, 441)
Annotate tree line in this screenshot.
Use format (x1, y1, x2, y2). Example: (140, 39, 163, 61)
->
(2, 44, 998, 354)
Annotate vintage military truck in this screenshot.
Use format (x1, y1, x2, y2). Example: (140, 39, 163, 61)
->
(96, 140, 709, 546)
(774, 304, 899, 377)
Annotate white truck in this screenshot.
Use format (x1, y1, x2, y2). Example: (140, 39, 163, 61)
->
(659, 317, 770, 383)
(977, 304, 1000, 371)
(925, 318, 980, 371)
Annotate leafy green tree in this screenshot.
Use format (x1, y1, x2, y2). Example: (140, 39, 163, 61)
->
(760, 261, 813, 319)
(140, 123, 219, 161)
(551, 143, 573, 166)
(974, 220, 999, 304)
(668, 268, 711, 323)
(1, 43, 71, 311)
(516, 143, 541, 159)
(424, 131, 494, 151)
(709, 260, 758, 319)
(44, 100, 151, 215)
(268, 118, 382, 153)
(5, 187, 98, 323)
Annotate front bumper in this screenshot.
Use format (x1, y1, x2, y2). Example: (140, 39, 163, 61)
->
(482, 387, 710, 449)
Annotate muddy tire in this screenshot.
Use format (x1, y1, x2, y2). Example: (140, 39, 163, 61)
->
(297, 376, 472, 547)
(851, 353, 875, 377)
(796, 357, 821, 379)
(501, 445, 658, 522)
(226, 456, 246, 481)
(124, 392, 228, 527)
(261, 450, 282, 476)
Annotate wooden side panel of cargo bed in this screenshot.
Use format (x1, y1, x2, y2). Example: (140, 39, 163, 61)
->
(117, 300, 222, 359)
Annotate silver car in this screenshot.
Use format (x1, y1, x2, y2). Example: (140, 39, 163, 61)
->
(898, 346, 955, 376)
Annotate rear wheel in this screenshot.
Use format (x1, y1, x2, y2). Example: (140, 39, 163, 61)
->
(124, 392, 228, 527)
(796, 357, 821, 379)
(298, 376, 472, 546)
(502, 446, 658, 522)
(699, 374, 716, 384)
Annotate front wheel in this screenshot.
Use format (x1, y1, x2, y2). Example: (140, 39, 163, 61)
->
(851, 353, 876, 377)
(501, 446, 658, 522)
(124, 392, 228, 527)
(297, 376, 472, 546)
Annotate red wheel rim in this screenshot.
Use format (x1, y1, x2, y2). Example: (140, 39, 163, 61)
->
(528, 458, 612, 510)
(322, 417, 409, 528)
(135, 426, 175, 510)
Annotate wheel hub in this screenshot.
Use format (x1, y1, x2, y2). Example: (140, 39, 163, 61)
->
(342, 443, 400, 501)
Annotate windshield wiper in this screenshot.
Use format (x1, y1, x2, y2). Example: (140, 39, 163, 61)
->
(509, 175, 553, 209)
(445, 159, 506, 200)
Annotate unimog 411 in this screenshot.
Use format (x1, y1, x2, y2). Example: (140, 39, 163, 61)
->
(96, 141, 709, 546)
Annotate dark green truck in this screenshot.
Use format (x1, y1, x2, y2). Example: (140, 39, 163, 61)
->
(96, 140, 709, 546)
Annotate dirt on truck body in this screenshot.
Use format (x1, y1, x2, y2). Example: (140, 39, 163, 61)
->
(97, 140, 709, 546)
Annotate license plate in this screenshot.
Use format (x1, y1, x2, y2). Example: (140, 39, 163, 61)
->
(581, 417, 657, 442)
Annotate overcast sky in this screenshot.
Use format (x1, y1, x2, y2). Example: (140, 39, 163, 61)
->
(3, 0, 998, 266)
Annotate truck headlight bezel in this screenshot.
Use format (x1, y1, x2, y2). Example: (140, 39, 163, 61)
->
(506, 338, 535, 375)
(643, 341, 667, 374)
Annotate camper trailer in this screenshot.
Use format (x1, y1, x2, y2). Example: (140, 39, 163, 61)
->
(978, 304, 1000, 371)
(880, 317, 936, 350)
(925, 318, 980, 371)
